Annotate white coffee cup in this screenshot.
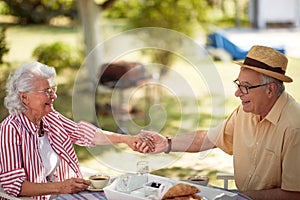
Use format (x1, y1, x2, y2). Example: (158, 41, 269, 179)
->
(89, 174, 110, 189)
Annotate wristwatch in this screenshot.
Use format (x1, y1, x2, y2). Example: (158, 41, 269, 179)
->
(164, 137, 172, 154)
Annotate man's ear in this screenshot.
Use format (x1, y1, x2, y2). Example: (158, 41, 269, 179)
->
(267, 83, 277, 97)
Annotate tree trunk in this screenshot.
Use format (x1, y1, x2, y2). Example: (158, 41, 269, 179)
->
(75, 0, 102, 124)
(234, 0, 241, 27)
(77, 0, 102, 86)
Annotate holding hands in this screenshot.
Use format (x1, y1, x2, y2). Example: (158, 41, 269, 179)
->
(134, 130, 169, 154)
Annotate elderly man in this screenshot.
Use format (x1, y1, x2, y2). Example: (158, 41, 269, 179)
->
(137, 45, 300, 199)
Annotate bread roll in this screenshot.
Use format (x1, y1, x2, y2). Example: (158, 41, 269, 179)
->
(165, 194, 203, 199)
(162, 183, 201, 199)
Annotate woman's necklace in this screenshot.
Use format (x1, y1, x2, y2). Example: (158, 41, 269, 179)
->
(39, 121, 45, 137)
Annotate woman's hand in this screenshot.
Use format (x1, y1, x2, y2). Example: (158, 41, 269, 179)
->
(126, 135, 155, 153)
(135, 130, 168, 154)
(59, 178, 91, 194)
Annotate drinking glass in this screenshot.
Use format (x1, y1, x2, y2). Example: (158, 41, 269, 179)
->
(137, 160, 149, 176)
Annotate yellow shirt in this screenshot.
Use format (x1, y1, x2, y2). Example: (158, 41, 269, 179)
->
(208, 92, 300, 192)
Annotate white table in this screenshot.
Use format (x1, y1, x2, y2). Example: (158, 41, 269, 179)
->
(104, 174, 245, 200)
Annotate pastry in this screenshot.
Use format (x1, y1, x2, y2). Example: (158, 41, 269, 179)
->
(165, 194, 203, 199)
(162, 183, 201, 199)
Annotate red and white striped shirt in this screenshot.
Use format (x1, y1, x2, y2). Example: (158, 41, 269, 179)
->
(0, 111, 97, 199)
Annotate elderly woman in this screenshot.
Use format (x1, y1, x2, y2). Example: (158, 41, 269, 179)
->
(0, 61, 152, 199)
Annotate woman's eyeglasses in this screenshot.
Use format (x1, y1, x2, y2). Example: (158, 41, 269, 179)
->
(31, 86, 57, 96)
(233, 79, 270, 94)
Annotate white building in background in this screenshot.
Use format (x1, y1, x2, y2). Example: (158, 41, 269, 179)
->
(248, 0, 300, 28)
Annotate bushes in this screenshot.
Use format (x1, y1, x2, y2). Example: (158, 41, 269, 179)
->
(0, 26, 10, 121)
(32, 41, 83, 73)
(0, 68, 9, 121)
(0, 26, 9, 65)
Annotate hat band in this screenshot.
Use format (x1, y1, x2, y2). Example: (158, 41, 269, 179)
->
(244, 57, 285, 75)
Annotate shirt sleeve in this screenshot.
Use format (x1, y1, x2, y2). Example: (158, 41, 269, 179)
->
(281, 127, 300, 191)
(48, 111, 97, 147)
(0, 122, 27, 197)
(207, 107, 240, 155)
(207, 121, 225, 145)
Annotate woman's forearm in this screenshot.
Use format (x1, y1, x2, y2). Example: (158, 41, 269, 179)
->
(20, 181, 61, 197)
(92, 129, 133, 145)
(20, 178, 90, 197)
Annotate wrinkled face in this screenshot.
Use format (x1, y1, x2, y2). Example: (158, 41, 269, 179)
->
(20, 77, 57, 122)
(234, 68, 274, 118)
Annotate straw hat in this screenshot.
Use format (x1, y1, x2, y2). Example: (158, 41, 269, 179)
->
(235, 45, 293, 82)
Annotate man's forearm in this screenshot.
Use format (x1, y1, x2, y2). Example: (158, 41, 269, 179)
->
(171, 130, 214, 152)
(244, 188, 300, 200)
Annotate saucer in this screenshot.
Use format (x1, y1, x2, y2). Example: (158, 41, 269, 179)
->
(87, 185, 104, 191)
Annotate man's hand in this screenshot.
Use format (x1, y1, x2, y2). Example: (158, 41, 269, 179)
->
(135, 130, 168, 153)
(126, 134, 155, 153)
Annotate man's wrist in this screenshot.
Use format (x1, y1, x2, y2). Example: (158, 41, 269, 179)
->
(164, 137, 172, 154)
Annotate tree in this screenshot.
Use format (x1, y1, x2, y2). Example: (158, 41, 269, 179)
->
(0, 26, 9, 65)
(76, 0, 117, 87)
(74, 0, 117, 124)
(2, 0, 76, 24)
(103, 0, 210, 76)
(75, 0, 118, 90)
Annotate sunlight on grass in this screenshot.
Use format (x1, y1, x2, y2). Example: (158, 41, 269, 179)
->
(5, 24, 81, 64)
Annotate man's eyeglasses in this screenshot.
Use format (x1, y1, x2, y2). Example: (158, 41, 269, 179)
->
(31, 86, 57, 96)
(233, 79, 270, 94)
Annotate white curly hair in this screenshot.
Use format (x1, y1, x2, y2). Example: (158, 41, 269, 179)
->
(4, 61, 56, 115)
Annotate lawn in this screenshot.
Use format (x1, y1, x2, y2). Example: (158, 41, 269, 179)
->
(1, 21, 300, 189)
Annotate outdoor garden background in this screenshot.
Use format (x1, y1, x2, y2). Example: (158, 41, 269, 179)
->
(0, 0, 299, 189)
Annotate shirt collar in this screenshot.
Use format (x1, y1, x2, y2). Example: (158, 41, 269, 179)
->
(19, 113, 49, 135)
(19, 113, 38, 134)
(264, 91, 288, 125)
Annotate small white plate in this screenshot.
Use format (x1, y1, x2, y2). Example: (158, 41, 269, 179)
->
(87, 186, 104, 192)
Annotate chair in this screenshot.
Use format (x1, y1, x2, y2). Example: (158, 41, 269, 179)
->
(216, 172, 234, 190)
(207, 31, 286, 60)
(97, 61, 152, 133)
(207, 31, 248, 60)
(99, 61, 150, 89)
